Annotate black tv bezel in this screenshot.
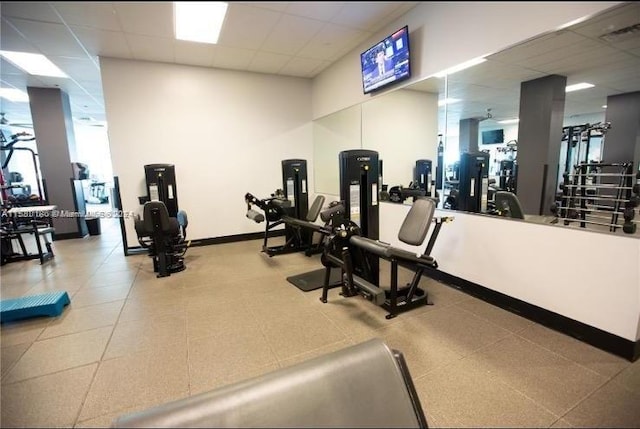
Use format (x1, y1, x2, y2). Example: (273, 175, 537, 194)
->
(360, 25, 411, 95)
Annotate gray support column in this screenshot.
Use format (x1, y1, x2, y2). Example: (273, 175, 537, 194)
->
(459, 118, 479, 153)
(27, 87, 82, 238)
(516, 74, 567, 215)
(603, 91, 640, 170)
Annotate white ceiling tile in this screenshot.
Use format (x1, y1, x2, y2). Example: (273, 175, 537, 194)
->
(330, 2, 406, 32)
(278, 56, 325, 77)
(607, 35, 640, 52)
(113, 2, 174, 38)
(174, 40, 216, 68)
(247, 51, 291, 74)
(297, 23, 367, 61)
(218, 3, 282, 50)
(52, 2, 121, 32)
(488, 31, 585, 65)
(0, 18, 40, 53)
(537, 50, 630, 76)
(8, 18, 87, 57)
(247, 2, 290, 13)
(211, 46, 256, 70)
(284, 2, 344, 21)
(70, 26, 132, 59)
(261, 14, 325, 56)
(125, 34, 175, 64)
(48, 56, 100, 82)
(516, 38, 609, 70)
(570, 3, 640, 39)
(0, 2, 62, 24)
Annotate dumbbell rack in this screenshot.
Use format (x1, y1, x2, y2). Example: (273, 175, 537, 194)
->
(556, 162, 639, 234)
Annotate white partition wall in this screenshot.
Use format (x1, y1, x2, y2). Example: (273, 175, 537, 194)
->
(100, 57, 313, 246)
(380, 203, 640, 346)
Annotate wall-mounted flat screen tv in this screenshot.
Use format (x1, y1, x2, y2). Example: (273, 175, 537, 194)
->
(360, 26, 410, 95)
(482, 129, 505, 144)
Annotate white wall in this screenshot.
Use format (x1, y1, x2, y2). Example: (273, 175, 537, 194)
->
(380, 202, 640, 342)
(100, 58, 313, 246)
(362, 89, 439, 187)
(312, 1, 622, 120)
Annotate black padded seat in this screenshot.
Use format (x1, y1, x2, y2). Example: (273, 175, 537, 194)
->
(495, 191, 525, 219)
(281, 195, 327, 231)
(111, 338, 427, 428)
(349, 197, 437, 266)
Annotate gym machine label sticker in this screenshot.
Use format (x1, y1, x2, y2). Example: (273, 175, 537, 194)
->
(481, 178, 488, 212)
(287, 179, 295, 207)
(149, 185, 159, 201)
(350, 184, 360, 226)
(372, 183, 378, 206)
(427, 173, 432, 194)
(470, 179, 475, 197)
(302, 180, 307, 194)
(168, 185, 174, 200)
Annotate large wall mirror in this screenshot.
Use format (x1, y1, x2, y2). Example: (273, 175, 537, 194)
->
(313, 2, 640, 237)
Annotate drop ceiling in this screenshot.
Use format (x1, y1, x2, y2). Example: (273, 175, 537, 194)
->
(0, 1, 418, 126)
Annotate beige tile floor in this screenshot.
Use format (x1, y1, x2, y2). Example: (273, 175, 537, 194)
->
(1, 217, 639, 428)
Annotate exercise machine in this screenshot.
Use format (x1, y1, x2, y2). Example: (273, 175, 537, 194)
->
(245, 159, 321, 257)
(338, 149, 380, 284)
(495, 140, 518, 193)
(134, 201, 189, 277)
(1, 130, 46, 205)
(319, 197, 453, 319)
(245, 190, 325, 258)
(552, 161, 639, 234)
(457, 151, 490, 213)
(136, 164, 189, 276)
(1, 205, 56, 266)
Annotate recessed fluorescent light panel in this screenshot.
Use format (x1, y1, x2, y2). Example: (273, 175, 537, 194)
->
(434, 57, 487, 78)
(438, 98, 461, 106)
(174, 2, 228, 44)
(565, 82, 594, 92)
(0, 51, 67, 78)
(498, 118, 519, 124)
(0, 88, 29, 102)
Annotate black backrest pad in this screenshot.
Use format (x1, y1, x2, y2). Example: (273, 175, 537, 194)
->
(143, 201, 172, 233)
(306, 195, 326, 222)
(398, 197, 435, 246)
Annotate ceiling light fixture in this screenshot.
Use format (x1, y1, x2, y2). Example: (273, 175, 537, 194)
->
(497, 118, 519, 124)
(0, 50, 68, 78)
(174, 2, 228, 44)
(0, 88, 29, 102)
(602, 105, 607, 109)
(565, 82, 594, 92)
(434, 57, 487, 78)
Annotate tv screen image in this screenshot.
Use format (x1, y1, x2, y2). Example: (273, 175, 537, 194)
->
(361, 26, 410, 94)
(482, 129, 504, 144)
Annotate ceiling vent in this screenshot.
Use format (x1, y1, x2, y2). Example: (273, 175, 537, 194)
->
(599, 22, 640, 43)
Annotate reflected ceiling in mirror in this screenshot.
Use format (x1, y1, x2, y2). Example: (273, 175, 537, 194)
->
(441, 2, 640, 133)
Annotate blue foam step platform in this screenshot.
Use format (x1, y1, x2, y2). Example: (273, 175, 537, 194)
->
(0, 291, 70, 323)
